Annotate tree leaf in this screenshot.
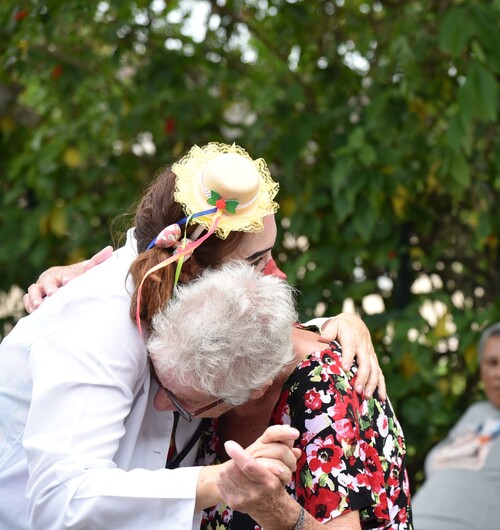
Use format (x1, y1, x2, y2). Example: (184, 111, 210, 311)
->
(438, 7, 474, 57)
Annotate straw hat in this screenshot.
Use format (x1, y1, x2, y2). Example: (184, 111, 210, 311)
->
(173, 142, 279, 239)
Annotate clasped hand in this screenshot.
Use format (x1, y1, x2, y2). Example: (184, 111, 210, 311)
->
(218, 425, 300, 515)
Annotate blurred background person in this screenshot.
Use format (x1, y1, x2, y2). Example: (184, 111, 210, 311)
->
(412, 322, 500, 530)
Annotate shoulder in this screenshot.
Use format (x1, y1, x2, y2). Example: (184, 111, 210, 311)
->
(439, 401, 495, 441)
(25, 244, 145, 370)
(291, 341, 355, 391)
(460, 401, 499, 424)
(284, 343, 361, 433)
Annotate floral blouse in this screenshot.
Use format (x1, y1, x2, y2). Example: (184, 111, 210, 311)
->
(199, 340, 413, 529)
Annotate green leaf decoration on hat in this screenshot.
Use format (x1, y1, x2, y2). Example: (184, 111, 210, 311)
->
(207, 190, 221, 206)
(224, 200, 239, 214)
(207, 190, 239, 214)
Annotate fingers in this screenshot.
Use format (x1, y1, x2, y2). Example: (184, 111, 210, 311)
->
(319, 313, 388, 398)
(256, 424, 299, 447)
(319, 315, 356, 371)
(249, 441, 299, 473)
(317, 318, 339, 343)
(251, 457, 293, 486)
(225, 440, 282, 479)
(237, 425, 301, 475)
(345, 344, 386, 400)
(224, 441, 292, 486)
(374, 365, 387, 401)
(339, 338, 357, 374)
(351, 341, 371, 395)
(23, 275, 61, 313)
(83, 245, 113, 273)
(23, 247, 112, 314)
(23, 287, 42, 314)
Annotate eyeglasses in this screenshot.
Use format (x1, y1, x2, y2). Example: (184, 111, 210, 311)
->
(161, 385, 225, 423)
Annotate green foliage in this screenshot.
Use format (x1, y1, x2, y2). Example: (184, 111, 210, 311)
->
(1, 0, 499, 491)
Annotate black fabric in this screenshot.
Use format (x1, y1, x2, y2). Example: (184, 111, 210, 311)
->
(231, 510, 259, 530)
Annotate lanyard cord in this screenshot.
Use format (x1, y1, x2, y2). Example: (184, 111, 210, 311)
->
(165, 417, 211, 469)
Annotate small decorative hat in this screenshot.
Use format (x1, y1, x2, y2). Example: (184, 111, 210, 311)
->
(136, 142, 280, 334)
(173, 142, 279, 239)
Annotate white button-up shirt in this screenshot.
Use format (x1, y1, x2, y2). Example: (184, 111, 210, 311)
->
(0, 230, 203, 530)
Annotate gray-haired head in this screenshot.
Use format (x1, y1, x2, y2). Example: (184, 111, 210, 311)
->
(147, 261, 297, 406)
(478, 322, 500, 363)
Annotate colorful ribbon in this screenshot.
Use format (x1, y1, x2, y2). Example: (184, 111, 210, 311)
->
(146, 208, 218, 250)
(135, 209, 223, 335)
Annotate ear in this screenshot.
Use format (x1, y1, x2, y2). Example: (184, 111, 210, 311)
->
(153, 386, 171, 411)
(249, 380, 274, 400)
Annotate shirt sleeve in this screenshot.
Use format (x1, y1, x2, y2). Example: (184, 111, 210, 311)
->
(23, 287, 202, 530)
(285, 344, 380, 523)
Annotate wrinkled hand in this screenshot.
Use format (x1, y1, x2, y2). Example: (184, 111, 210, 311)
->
(318, 313, 386, 400)
(23, 246, 113, 313)
(218, 443, 291, 517)
(218, 425, 300, 514)
(245, 424, 301, 476)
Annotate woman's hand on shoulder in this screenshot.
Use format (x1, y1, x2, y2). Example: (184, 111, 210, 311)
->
(23, 246, 113, 313)
(319, 312, 386, 400)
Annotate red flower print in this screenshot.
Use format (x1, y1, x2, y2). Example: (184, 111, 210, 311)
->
(300, 429, 317, 446)
(374, 501, 389, 520)
(360, 443, 385, 489)
(298, 357, 312, 369)
(389, 465, 399, 482)
(333, 418, 356, 441)
(304, 485, 342, 522)
(15, 10, 28, 20)
(364, 427, 375, 439)
(398, 506, 409, 523)
(328, 399, 347, 420)
(308, 434, 343, 474)
(377, 413, 389, 437)
(355, 471, 371, 488)
(305, 389, 323, 410)
(271, 388, 291, 425)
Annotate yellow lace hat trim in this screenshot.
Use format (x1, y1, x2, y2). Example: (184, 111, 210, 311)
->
(173, 142, 279, 239)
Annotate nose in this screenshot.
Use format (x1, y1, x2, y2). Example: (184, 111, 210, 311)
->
(262, 258, 287, 280)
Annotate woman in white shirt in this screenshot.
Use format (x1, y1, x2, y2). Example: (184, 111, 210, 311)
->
(1, 142, 383, 529)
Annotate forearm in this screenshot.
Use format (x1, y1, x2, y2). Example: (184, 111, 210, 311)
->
(195, 465, 222, 511)
(27, 467, 202, 530)
(247, 490, 300, 529)
(249, 491, 361, 530)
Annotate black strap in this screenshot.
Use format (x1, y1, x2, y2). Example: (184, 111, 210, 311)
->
(165, 417, 210, 469)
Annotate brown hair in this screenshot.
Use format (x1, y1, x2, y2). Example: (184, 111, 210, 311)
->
(128, 167, 245, 333)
